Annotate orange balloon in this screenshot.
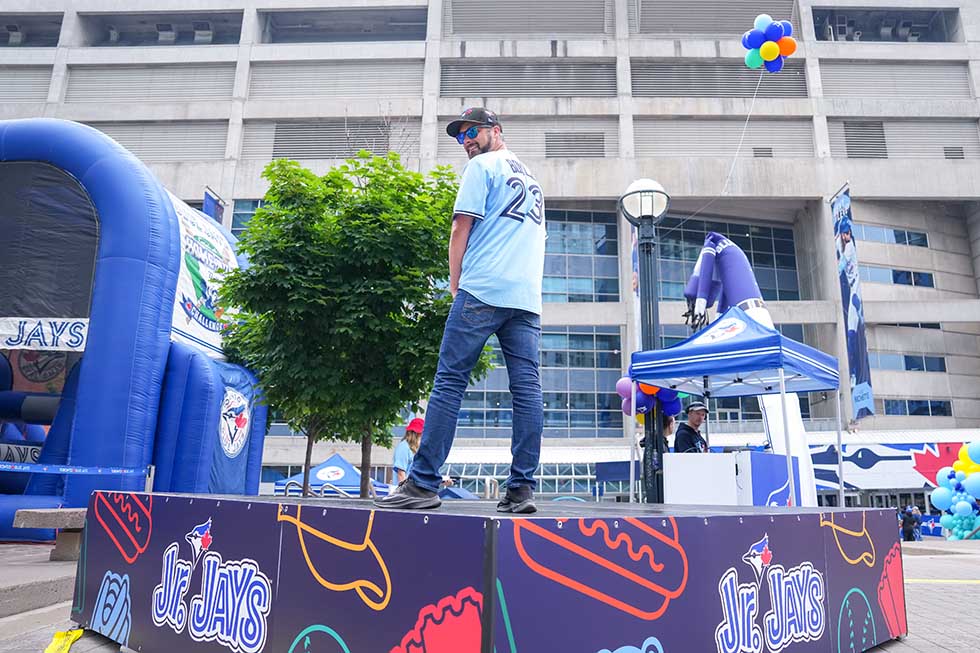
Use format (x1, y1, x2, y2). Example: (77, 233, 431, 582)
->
(638, 383, 660, 395)
(777, 36, 797, 57)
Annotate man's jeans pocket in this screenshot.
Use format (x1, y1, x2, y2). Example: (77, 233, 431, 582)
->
(460, 293, 495, 327)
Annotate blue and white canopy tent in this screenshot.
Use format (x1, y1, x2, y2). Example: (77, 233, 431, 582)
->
(628, 306, 840, 506)
(274, 453, 390, 498)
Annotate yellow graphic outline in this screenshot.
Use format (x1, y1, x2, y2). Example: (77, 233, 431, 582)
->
(278, 504, 392, 611)
(819, 511, 876, 567)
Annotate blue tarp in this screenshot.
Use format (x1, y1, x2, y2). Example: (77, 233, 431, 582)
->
(439, 485, 481, 500)
(274, 453, 390, 497)
(629, 306, 839, 397)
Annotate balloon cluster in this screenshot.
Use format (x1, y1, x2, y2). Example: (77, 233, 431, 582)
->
(741, 14, 797, 73)
(615, 377, 683, 424)
(929, 442, 980, 540)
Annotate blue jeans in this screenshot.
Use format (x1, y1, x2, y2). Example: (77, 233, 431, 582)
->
(410, 290, 543, 492)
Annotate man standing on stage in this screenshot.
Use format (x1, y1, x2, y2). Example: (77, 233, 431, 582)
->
(673, 402, 709, 453)
(376, 107, 546, 513)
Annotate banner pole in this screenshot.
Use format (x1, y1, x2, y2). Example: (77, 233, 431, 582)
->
(778, 368, 798, 507)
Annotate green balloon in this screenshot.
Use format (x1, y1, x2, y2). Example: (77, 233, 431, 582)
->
(745, 49, 764, 69)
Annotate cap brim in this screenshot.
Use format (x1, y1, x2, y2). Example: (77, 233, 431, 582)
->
(446, 119, 467, 138)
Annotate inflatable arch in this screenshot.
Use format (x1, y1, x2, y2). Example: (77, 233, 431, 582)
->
(0, 119, 266, 540)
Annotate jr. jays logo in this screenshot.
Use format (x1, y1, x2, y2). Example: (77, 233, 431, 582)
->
(715, 534, 825, 653)
(152, 520, 272, 653)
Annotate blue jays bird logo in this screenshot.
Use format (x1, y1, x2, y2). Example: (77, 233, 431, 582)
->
(741, 533, 773, 582)
(185, 519, 213, 568)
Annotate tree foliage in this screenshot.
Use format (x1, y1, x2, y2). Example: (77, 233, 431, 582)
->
(221, 153, 491, 496)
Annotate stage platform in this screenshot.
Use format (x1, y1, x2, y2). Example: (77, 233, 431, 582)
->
(70, 491, 907, 653)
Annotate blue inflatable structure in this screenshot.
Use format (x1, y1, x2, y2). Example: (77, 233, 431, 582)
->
(0, 119, 267, 541)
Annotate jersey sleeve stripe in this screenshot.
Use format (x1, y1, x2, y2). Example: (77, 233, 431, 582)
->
(454, 210, 484, 219)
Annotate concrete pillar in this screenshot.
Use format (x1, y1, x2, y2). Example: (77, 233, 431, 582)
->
(965, 202, 980, 296)
(614, 0, 634, 159)
(224, 9, 262, 221)
(419, 0, 444, 171)
(44, 10, 81, 109)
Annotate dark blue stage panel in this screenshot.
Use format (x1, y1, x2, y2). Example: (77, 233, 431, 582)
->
(72, 492, 906, 653)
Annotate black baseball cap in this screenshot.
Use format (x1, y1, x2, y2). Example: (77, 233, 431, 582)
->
(686, 401, 709, 414)
(446, 107, 502, 138)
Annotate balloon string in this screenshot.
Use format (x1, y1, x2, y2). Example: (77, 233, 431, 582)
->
(659, 70, 766, 238)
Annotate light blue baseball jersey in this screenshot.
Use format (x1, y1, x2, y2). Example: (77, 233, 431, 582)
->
(453, 148, 546, 315)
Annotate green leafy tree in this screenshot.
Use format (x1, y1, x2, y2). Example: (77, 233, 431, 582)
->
(221, 153, 491, 497)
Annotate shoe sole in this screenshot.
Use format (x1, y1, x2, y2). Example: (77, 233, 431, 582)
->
(374, 496, 442, 510)
(497, 500, 537, 514)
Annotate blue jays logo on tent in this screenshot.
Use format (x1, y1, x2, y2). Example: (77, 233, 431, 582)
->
(219, 388, 250, 459)
(742, 533, 773, 582)
(695, 318, 746, 345)
(185, 518, 213, 567)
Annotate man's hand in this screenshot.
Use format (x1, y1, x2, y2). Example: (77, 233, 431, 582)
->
(450, 282, 459, 299)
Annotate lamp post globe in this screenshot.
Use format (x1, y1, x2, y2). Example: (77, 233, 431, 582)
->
(619, 178, 670, 226)
(619, 178, 670, 504)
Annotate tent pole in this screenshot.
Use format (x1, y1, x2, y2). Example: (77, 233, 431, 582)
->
(778, 368, 798, 507)
(703, 375, 711, 449)
(835, 389, 844, 507)
(630, 380, 637, 503)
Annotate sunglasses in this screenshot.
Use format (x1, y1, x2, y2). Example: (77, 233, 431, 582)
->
(455, 125, 491, 144)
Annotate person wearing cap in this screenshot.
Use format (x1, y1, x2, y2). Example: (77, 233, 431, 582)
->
(392, 418, 425, 484)
(673, 402, 709, 453)
(376, 107, 546, 513)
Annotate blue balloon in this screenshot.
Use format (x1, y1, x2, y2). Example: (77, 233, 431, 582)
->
(780, 20, 793, 37)
(932, 486, 954, 511)
(940, 513, 956, 529)
(764, 21, 785, 42)
(955, 482, 965, 492)
(937, 466, 955, 488)
(746, 29, 766, 49)
(661, 397, 683, 416)
(955, 500, 974, 517)
(968, 440, 980, 464)
(657, 388, 678, 403)
(963, 473, 980, 497)
(741, 30, 752, 49)
(764, 56, 784, 73)
(754, 14, 773, 31)
(956, 471, 966, 481)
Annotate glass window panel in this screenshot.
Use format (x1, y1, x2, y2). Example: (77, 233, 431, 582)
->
(568, 351, 596, 367)
(597, 411, 623, 428)
(904, 355, 926, 372)
(755, 267, 777, 289)
(461, 391, 484, 408)
(567, 278, 593, 293)
(798, 397, 811, 419)
(930, 400, 951, 416)
(595, 351, 621, 368)
(913, 272, 934, 288)
(486, 409, 513, 427)
(751, 237, 773, 253)
(542, 392, 567, 408)
(568, 393, 596, 410)
(778, 324, 804, 342)
(761, 288, 778, 301)
(906, 231, 928, 247)
(570, 412, 596, 427)
(595, 334, 620, 350)
(485, 392, 512, 408)
(541, 351, 568, 367)
(908, 400, 930, 416)
(594, 256, 619, 277)
(594, 278, 619, 295)
(774, 254, 797, 269)
(566, 255, 593, 276)
(884, 400, 908, 415)
(925, 356, 946, 372)
(749, 225, 771, 237)
(772, 227, 794, 240)
(540, 479, 557, 493)
(567, 334, 594, 350)
(753, 251, 775, 267)
(892, 230, 908, 245)
(731, 234, 752, 250)
(544, 410, 568, 426)
(457, 410, 484, 426)
(544, 255, 567, 275)
(877, 353, 904, 370)
(596, 393, 620, 411)
(541, 333, 568, 349)
(776, 269, 799, 291)
(659, 281, 685, 300)
(568, 369, 596, 391)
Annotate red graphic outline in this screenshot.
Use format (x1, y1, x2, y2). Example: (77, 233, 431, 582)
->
(514, 517, 688, 620)
(94, 492, 152, 564)
(390, 586, 483, 653)
(877, 542, 908, 639)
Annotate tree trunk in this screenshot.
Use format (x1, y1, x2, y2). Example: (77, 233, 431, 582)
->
(303, 425, 316, 498)
(360, 427, 372, 498)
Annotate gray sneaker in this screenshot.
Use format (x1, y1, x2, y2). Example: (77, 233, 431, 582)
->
(374, 478, 441, 510)
(496, 485, 537, 514)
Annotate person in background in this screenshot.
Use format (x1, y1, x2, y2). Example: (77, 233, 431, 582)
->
(900, 506, 918, 542)
(392, 418, 424, 484)
(673, 402, 709, 453)
(911, 506, 923, 541)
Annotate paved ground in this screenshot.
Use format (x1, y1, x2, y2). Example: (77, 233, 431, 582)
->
(870, 539, 980, 652)
(0, 539, 977, 652)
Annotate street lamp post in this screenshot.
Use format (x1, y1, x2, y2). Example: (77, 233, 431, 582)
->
(619, 179, 670, 503)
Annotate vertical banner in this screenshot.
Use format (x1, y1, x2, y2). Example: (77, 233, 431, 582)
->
(202, 187, 225, 224)
(831, 187, 874, 419)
